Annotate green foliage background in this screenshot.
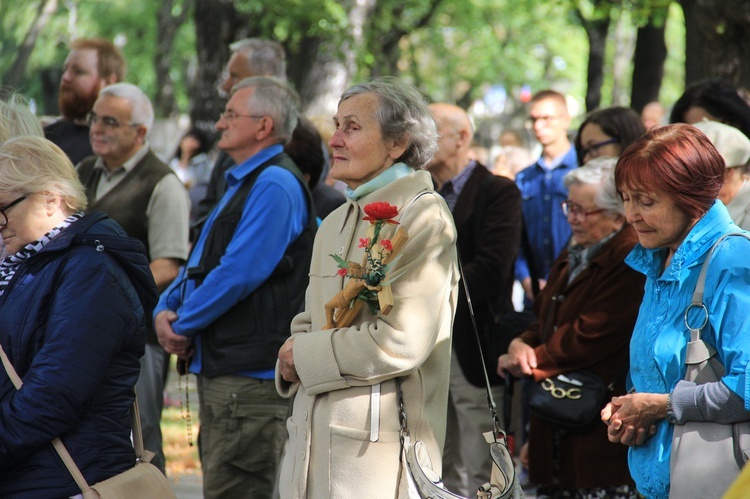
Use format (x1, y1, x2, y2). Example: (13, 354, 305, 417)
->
(1, 0, 685, 120)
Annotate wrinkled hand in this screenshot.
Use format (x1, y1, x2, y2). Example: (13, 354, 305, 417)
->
(497, 338, 537, 378)
(602, 392, 663, 446)
(155, 310, 193, 359)
(278, 337, 299, 383)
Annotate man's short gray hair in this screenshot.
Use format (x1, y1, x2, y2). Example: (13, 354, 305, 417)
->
(230, 38, 286, 80)
(233, 77, 299, 143)
(340, 77, 438, 169)
(99, 83, 154, 130)
(564, 157, 624, 215)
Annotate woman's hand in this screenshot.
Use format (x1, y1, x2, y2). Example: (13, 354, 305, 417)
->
(497, 338, 537, 378)
(278, 337, 300, 383)
(603, 392, 665, 446)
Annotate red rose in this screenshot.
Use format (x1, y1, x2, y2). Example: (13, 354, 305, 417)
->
(358, 237, 371, 249)
(362, 202, 399, 223)
(337, 268, 348, 276)
(381, 239, 393, 251)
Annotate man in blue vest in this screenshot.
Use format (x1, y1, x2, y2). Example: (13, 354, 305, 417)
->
(154, 76, 316, 498)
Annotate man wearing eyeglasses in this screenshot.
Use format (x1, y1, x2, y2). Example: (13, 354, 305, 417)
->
(154, 77, 315, 498)
(195, 38, 288, 221)
(76, 82, 190, 475)
(44, 38, 126, 165)
(515, 90, 579, 302)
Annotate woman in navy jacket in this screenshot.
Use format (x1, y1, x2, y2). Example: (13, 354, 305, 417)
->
(0, 136, 157, 497)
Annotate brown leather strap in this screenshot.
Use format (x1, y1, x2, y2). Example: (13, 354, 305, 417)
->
(0, 343, 148, 492)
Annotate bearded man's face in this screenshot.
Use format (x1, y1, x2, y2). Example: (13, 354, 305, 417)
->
(58, 48, 104, 121)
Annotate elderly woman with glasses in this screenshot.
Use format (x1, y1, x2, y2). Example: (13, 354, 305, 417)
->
(499, 157, 645, 498)
(0, 136, 157, 496)
(574, 106, 646, 165)
(275, 77, 459, 498)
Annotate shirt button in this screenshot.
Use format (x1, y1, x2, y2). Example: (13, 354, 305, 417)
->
(545, 174, 552, 180)
(544, 239, 550, 244)
(543, 195, 550, 201)
(543, 217, 549, 222)
(304, 411, 308, 420)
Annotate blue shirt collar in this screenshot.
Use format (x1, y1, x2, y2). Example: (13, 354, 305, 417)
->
(345, 162, 413, 200)
(225, 144, 285, 186)
(626, 200, 737, 279)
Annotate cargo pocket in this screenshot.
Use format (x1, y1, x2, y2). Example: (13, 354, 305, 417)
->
(222, 401, 289, 473)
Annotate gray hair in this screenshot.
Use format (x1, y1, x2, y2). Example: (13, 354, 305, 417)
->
(98, 83, 154, 130)
(0, 94, 43, 144)
(564, 157, 623, 215)
(340, 77, 438, 169)
(0, 136, 87, 213)
(233, 77, 299, 143)
(229, 38, 286, 79)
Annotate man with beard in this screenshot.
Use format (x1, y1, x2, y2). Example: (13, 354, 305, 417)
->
(45, 38, 126, 165)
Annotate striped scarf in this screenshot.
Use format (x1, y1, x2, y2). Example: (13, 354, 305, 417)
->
(0, 212, 84, 296)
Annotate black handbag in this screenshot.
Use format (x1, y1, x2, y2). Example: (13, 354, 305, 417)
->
(525, 280, 613, 429)
(527, 370, 611, 428)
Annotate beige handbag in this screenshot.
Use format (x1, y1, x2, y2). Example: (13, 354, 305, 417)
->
(0, 344, 176, 498)
(668, 233, 750, 499)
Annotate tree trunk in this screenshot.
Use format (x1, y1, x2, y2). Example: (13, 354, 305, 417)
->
(578, 12, 610, 112)
(154, 0, 191, 118)
(680, 0, 750, 88)
(191, 0, 251, 135)
(630, 10, 668, 113)
(2, 0, 58, 96)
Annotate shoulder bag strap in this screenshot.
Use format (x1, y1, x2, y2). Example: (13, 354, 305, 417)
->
(0, 343, 146, 493)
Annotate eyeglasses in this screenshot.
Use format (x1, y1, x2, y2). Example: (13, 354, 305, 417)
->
(87, 113, 140, 130)
(0, 195, 28, 226)
(580, 138, 619, 159)
(219, 111, 266, 121)
(561, 200, 606, 219)
(526, 115, 559, 126)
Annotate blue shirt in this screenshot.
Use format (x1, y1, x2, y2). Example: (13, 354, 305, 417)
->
(514, 146, 578, 282)
(154, 144, 308, 377)
(438, 161, 477, 212)
(625, 201, 750, 499)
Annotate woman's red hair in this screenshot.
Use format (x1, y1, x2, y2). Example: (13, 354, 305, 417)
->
(615, 123, 725, 219)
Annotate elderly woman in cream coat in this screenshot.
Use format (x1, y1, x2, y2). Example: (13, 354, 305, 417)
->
(276, 77, 459, 498)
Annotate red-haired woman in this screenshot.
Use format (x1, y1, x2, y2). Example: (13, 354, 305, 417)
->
(602, 124, 750, 499)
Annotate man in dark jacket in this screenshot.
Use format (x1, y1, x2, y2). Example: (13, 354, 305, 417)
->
(426, 103, 522, 496)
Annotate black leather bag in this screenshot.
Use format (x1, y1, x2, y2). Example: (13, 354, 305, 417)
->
(527, 370, 610, 428)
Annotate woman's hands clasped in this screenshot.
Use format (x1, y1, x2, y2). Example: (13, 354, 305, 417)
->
(601, 392, 667, 447)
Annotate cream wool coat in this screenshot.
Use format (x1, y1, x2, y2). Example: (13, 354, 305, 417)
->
(276, 170, 459, 498)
